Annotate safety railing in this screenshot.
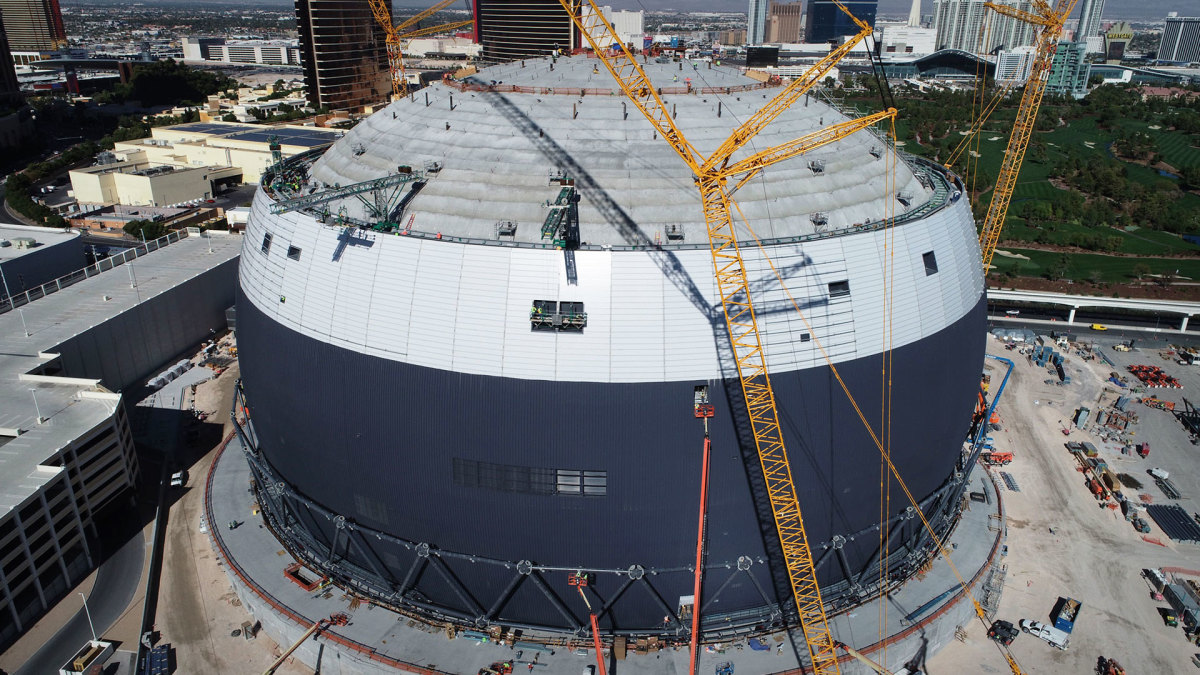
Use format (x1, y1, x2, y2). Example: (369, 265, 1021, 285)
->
(450, 79, 773, 97)
(0, 228, 190, 315)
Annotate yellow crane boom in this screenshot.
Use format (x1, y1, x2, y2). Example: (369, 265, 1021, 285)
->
(702, 4, 873, 173)
(368, 0, 473, 99)
(976, 0, 1079, 273)
(556, 2, 893, 673)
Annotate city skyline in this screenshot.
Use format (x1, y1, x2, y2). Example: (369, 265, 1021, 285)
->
(57, 0, 1195, 22)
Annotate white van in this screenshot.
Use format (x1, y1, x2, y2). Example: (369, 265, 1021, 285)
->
(1020, 619, 1069, 650)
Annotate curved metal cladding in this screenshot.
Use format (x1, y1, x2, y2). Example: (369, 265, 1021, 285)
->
(235, 57, 987, 636)
(238, 292, 984, 633)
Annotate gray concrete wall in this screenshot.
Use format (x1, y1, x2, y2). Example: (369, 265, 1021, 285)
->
(229, 585, 390, 675)
(50, 257, 238, 392)
(0, 239, 86, 299)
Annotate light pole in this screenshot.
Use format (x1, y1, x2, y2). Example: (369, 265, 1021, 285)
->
(79, 592, 97, 641)
(2, 266, 31, 336)
(30, 388, 44, 423)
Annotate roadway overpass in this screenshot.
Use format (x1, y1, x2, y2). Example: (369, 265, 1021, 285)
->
(988, 288, 1200, 331)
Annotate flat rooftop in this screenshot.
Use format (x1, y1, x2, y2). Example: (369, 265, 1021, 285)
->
(0, 231, 240, 518)
(155, 122, 344, 150)
(0, 224, 79, 263)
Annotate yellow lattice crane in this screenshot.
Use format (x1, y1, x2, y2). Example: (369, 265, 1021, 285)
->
(553, 2, 894, 673)
(368, 0, 474, 99)
(976, 0, 1080, 273)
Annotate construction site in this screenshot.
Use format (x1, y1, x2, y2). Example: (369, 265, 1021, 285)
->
(222, 0, 984, 669)
(14, 0, 1200, 674)
(217, 1, 1102, 674)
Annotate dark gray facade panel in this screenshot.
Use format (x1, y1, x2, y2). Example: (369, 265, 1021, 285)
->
(51, 258, 238, 391)
(0, 239, 86, 300)
(238, 288, 986, 630)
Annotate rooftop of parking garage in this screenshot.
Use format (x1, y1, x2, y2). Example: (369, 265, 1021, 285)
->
(0, 231, 240, 517)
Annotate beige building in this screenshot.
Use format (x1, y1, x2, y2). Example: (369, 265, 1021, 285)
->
(768, 1, 805, 43)
(720, 29, 747, 45)
(70, 160, 241, 208)
(109, 122, 343, 185)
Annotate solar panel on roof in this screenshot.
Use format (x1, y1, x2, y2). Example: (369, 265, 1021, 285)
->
(171, 122, 258, 135)
(227, 130, 336, 147)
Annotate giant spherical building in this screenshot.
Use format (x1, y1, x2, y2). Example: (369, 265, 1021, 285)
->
(235, 56, 986, 639)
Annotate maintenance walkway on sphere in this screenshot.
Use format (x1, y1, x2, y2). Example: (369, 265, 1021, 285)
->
(207, 431, 1005, 675)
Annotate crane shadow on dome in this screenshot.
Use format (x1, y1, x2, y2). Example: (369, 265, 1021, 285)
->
(489, 87, 841, 618)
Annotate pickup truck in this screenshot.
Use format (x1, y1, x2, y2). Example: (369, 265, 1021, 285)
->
(1020, 619, 1070, 650)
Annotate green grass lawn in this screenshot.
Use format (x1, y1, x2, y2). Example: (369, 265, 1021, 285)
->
(1155, 131, 1200, 171)
(1117, 227, 1200, 255)
(878, 97, 1200, 281)
(990, 248, 1200, 283)
(1000, 219, 1200, 256)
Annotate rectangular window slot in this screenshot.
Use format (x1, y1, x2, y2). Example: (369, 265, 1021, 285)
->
(453, 457, 556, 495)
(828, 280, 850, 298)
(557, 469, 607, 496)
(923, 251, 938, 276)
(287, 245, 302, 261)
(801, 333, 811, 342)
(531, 300, 587, 331)
(260, 232, 272, 254)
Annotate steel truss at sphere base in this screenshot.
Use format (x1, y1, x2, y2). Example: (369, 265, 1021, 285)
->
(229, 382, 970, 646)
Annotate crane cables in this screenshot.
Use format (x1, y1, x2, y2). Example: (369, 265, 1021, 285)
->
(875, 115, 899, 660)
(729, 166, 1028, 675)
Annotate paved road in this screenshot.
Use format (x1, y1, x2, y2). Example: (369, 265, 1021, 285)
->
(0, 198, 28, 226)
(13, 531, 146, 675)
(988, 317, 1200, 347)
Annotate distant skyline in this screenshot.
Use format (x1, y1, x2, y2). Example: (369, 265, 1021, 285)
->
(63, 0, 1191, 23)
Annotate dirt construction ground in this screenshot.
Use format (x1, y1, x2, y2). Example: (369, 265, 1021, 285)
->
(927, 334, 1200, 674)
(155, 355, 308, 675)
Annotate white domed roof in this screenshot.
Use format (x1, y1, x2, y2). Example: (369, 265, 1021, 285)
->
(308, 55, 929, 247)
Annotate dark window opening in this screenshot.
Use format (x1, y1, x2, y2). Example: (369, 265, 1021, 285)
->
(801, 333, 811, 342)
(453, 458, 605, 497)
(556, 469, 607, 496)
(923, 251, 938, 276)
(828, 280, 850, 298)
(287, 245, 302, 261)
(260, 232, 272, 254)
(454, 458, 556, 495)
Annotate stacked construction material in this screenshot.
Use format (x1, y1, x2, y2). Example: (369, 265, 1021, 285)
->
(1143, 397, 1177, 411)
(1128, 364, 1182, 389)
